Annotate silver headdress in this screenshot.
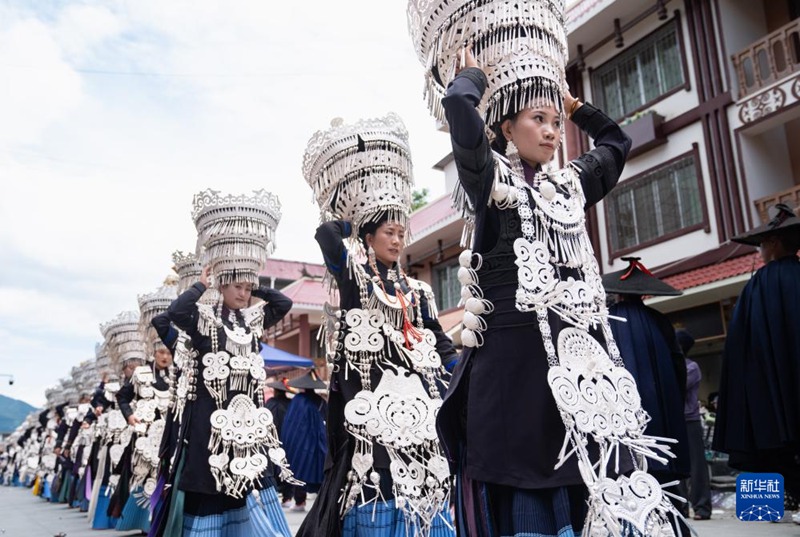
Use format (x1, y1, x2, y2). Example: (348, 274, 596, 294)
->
(408, 0, 568, 125)
(172, 250, 202, 294)
(302, 114, 414, 244)
(95, 341, 115, 376)
(192, 189, 282, 287)
(138, 277, 179, 356)
(101, 311, 147, 368)
(77, 359, 99, 396)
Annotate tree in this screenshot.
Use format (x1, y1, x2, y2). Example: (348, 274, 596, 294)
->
(411, 188, 429, 211)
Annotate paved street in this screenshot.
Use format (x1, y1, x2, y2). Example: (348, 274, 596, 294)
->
(0, 486, 307, 536)
(1, 485, 799, 536)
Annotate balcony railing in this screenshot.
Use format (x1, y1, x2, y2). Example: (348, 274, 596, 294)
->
(732, 19, 800, 98)
(754, 184, 800, 223)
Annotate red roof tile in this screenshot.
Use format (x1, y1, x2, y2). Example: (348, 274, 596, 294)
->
(278, 277, 329, 309)
(260, 258, 326, 281)
(661, 252, 762, 291)
(410, 194, 457, 237)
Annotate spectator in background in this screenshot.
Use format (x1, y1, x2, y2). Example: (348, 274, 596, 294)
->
(675, 329, 712, 521)
(280, 370, 328, 513)
(265, 378, 293, 507)
(603, 258, 690, 485)
(714, 203, 800, 501)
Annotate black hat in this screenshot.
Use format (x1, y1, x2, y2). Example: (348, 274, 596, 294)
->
(732, 203, 800, 246)
(675, 329, 695, 356)
(602, 257, 682, 297)
(266, 378, 291, 392)
(287, 370, 327, 391)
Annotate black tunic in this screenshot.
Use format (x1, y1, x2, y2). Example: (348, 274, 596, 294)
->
(297, 221, 458, 537)
(167, 282, 292, 495)
(437, 68, 632, 489)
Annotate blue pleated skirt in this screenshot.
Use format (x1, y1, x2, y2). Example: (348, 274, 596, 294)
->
(455, 468, 585, 537)
(341, 499, 455, 537)
(246, 487, 292, 537)
(182, 487, 292, 537)
(116, 487, 151, 532)
(91, 486, 120, 530)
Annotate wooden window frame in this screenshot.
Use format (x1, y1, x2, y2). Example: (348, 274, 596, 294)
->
(589, 14, 691, 122)
(605, 144, 709, 259)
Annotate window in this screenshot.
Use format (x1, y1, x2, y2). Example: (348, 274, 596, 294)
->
(607, 154, 704, 253)
(591, 20, 685, 120)
(433, 262, 461, 311)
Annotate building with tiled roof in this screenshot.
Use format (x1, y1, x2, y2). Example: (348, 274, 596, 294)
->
(260, 258, 327, 290)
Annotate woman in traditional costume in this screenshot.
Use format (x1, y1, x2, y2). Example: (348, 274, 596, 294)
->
(407, 1, 690, 535)
(297, 114, 458, 537)
(162, 189, 295, 537)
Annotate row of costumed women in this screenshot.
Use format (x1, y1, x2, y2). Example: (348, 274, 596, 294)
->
(1, 1, 694, 536)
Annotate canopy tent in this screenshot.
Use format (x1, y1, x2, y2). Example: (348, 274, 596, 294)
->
(259, 343, 314, 373)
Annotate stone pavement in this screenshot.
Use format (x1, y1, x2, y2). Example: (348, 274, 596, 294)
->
(1, 485, 799, 536)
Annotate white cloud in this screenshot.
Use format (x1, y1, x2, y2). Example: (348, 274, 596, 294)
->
(0, 0, 453, 407)
(0, 18, 83, 144)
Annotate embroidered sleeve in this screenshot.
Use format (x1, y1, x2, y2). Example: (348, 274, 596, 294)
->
(115, 382, 135, 421)
(569, 102, 632, 209)
(442, 69, 495, 210)
(167, 282, 205, 335)
(252, 287, 292, 329)
(151, 311, 178, 350)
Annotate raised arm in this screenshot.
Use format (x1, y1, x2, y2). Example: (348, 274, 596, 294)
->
(167, 282, 205, 334)
(251, 287, 293, 329)
(151, 311, 178, 352)
(441, 66, 494, 206)
(115, 381, 135, 422)
(569, 103, 632, 208)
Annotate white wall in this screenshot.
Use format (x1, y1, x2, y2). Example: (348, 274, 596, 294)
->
(738, 126, 795, 223)
(579, 7, 700, 122)
(595, 122, 720, 272)
(716, 0, 768, 100)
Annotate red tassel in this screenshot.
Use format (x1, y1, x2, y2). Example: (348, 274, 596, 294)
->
(620, 260, 655, 280)
(396, 291, 423, 349)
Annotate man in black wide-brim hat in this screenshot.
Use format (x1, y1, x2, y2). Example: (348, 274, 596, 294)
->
(279, 370, 328, 512)
(603, 257, 691, 523)
(713, 203, 800, 504)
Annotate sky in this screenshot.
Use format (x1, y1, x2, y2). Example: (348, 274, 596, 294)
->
(0, 1, 454, 407)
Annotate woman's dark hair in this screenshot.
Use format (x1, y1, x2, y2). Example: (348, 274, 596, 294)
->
(358, 212, 389, 250)
(489, 111, 519, 155)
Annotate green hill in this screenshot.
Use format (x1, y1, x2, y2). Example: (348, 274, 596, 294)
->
(0, 394, 37, 434)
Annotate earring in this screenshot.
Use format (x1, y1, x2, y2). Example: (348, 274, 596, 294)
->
(505, 139, 524, 179)
(505, 139, 518, 157)
(367, 245, 377, 268)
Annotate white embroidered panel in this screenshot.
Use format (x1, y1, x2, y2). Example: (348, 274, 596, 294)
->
(547, 328, 645, 439)
(344, 309, 386, 354)
(209, 394, 274, 446)
(344, 367, 441, 449)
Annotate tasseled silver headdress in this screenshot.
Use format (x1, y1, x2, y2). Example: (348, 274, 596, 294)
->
(302, 113, 414, 251)
(138, 277, 179, 357)
(101, 311, 147, 368)
(408, 0, 568, 125)
(172, 250, 202, 294)
(192, 189, 282, 287)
